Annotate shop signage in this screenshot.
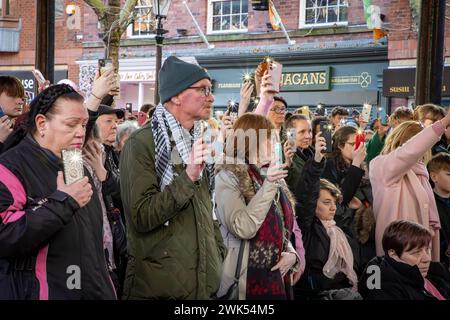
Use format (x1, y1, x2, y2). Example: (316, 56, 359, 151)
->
(383, 67, 450, 97)
(119, 71, 155, 82)
(0, 69, 68, 102)
(281, 66, 331, 91)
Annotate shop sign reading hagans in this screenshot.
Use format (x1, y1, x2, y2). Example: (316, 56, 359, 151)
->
(281, 66, 331, 91)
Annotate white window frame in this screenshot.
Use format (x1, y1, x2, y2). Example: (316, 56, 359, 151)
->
(126, 1, 156, 39)
(207, 0, 248, 35)
(299, 0, 348, 29)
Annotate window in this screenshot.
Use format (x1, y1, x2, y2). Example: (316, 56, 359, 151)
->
(0, 0, 10, 17)
(127, 0, 155, 38)
(207, 0, 248, 34)
(299, 0, 348, 28)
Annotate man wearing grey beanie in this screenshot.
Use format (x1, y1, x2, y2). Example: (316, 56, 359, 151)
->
(119, 56, 226, 299)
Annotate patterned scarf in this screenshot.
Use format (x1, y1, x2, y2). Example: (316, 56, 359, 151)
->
(245, 164, 294, 300)
(151, 104, 215, 195)
(320, 219, 358, 289)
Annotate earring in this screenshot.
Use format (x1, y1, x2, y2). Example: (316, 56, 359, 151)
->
(40, 130, 45, 137)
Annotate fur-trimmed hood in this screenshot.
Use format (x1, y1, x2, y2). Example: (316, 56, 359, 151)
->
(216, 163, 297, 213)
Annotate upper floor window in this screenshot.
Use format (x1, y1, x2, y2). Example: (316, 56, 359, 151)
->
(0, 0, 10, 17)
(127, 0, 155, 38)
(207, 0, 248, 34)
(299, 0, 348, 28)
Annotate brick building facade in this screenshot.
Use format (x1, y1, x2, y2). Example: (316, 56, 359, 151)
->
(79, 0, 390, 112)
(1, 1, 448, 113)
(0, 0, 83, 101)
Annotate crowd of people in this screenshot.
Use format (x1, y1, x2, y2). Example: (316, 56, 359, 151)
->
(0, 56, 449, 300)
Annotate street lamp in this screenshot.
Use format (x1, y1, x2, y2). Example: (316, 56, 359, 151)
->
(152, 0, 171, 105)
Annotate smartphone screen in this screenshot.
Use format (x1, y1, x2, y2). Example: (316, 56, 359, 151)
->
(320, 121, 333, 153)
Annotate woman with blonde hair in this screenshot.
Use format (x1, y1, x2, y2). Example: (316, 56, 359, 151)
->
(370, 112, 450, 261)
(215, 113, 303, 300)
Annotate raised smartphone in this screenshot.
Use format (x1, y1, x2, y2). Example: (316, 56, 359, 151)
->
(286, 128, 297, 152)
(32, 69, 46, 86)
(355, 130, 365, 150)
(361, 104, 372, 123)
(319, 121, 333, 153)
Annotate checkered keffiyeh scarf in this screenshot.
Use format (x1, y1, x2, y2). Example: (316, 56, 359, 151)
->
(151, 104, 215, 195)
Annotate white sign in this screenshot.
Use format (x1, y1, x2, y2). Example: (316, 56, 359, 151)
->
(119, 71, 155, 82)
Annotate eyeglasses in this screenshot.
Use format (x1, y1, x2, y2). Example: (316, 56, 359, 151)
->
(269, 107, 286, 114)
(188, 86, 212, 97)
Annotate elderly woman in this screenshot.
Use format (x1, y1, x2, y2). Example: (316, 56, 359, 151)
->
(0, 84, 116, 299)
(114, 120, 139, 154)
(215, 113, 302, 300)
(370, 110, 450, 261)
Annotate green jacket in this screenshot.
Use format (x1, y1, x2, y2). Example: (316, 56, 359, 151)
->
(286, 146, 314, 193)
(365, 132, 386, 164)
(119, 123, 226, 299)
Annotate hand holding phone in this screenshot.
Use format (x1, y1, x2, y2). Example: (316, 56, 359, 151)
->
(32, 69, 46, 85)
(355, 129, 365, 150)
(62, 148, 85, 184)
(361, 104, 372, 123)
(286, 128, 297, 152)
(319, 121, 333, 153)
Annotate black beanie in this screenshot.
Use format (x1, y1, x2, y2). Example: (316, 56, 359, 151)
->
(159, 56, 210, 104)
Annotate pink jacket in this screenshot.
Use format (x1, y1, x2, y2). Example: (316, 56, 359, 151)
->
(370, 121, 444, 261)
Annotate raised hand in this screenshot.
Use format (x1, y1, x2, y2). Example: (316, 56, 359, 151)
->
(0, 115, 13, 143)
(314, 132, 326, 163)
(239, 81, 254, 117)
(266, 159, 288, 183)
(352, 142, 367, 168)
(83, 140, 107, 182)
(56, 172, 93, 208)
(186, 138, 209, 182)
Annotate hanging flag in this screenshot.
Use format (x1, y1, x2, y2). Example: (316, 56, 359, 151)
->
(363, 0, 372, 26)
(269, 0, 281, 31)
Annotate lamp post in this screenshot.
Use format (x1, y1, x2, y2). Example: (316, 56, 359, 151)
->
(35, 0, 55, 91)
(152, 0, 171, 105)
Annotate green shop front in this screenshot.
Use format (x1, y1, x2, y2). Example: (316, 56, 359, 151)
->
(197, 46, 388, 115)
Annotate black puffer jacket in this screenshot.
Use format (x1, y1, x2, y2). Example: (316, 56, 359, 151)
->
(0, 135, 116, 299)
(321, 157, 365, 240)
(294, 158, 361, 297)
(359, 256, 450, 300)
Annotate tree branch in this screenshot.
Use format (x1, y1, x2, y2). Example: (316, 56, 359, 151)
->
(84, 0, 107, 18)
(119, 0, 139, 30)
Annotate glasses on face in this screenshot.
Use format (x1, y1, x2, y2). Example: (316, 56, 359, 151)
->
(269, 107, 286, 114)
(188, 86, 212, 97)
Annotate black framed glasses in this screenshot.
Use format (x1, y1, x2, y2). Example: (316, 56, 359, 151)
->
(269, 107, 286, 114)
(188, 86, 212, 97)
